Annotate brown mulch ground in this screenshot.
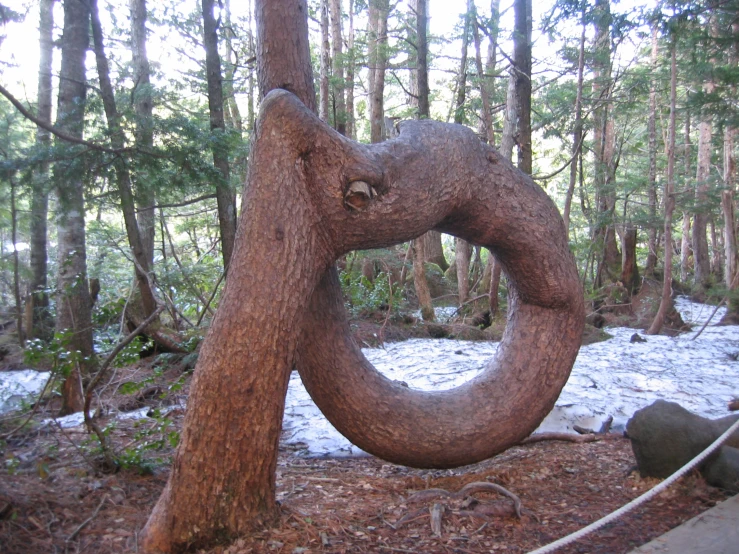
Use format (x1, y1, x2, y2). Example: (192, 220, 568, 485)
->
(0, 309, 732, 554)
(0, 415, 731, 554)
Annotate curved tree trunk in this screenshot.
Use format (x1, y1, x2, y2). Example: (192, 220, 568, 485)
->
(142, 2, 583, 550)
(142, 91, 584, 551)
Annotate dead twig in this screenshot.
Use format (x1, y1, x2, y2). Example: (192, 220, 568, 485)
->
(66, 494, 108, 543)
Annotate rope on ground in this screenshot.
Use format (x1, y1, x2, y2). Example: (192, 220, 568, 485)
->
(528, 417, 739, 554)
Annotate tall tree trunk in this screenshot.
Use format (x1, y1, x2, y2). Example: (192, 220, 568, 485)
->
(471, 0, 494, 145)
(722, 24, 738, 291)
(693, 103, 713, 288)
(345, 0, 356, 138)
(368, 0, 389, 143)
(203, 0, 238, 272)
(329, 0, 346, 134)
(246, 0, 256, 130)
(91, 0, 158, 317)
(55, 0, 94, 415)
(681, 112, 692, 282)
(130, 0, 156, 268)
(592, 0, 620, 288)
(412, 239, 434, 321)
(452, 2, 473, 304)
(319, 0, 330, 122)
(490, 71, 518, 316)
(512, 0, 532, 174)
(28, 0, 54, 340)
(10, 175, 23, 346)
(620, 228, 639, 294)
(645, 26, 659, 276)
(412, 0, 429, 119)
(409, 0, 435, 321)
(453, 3, 471, 125)
(693, 12, 719, 289)
(455, 237, 472, 305)
(563, 6, 586, 237)
(647, 39, 677, 335)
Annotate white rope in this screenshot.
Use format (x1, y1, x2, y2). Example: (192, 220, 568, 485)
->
(528, 417, 739, 554)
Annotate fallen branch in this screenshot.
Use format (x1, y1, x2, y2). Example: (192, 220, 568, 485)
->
(83, 305, 166, 470)
(520, 432, 603, 445)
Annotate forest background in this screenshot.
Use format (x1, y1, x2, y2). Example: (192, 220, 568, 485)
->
(0, 0, 738, 412)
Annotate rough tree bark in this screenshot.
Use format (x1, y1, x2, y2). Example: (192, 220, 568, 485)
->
(55, 0, 94, 415)
(28, 0, 54, 340)
(203, 0, 238, 271)
(142, 1, 583, 550)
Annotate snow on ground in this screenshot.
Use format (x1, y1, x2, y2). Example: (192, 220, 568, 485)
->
(2, 298, 737, 460)
(284, 297, 738, 457)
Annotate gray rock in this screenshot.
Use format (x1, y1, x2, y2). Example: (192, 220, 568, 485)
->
(702, 446, 739, 493)
(626, 400, 739, 489)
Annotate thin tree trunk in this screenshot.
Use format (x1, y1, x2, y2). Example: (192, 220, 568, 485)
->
(413, 0, 429, 119)
(645, 26, 659, 276)
(345, 0, 356, 138)
(203, 0, 238, 272)
(29, 0, 54, 339)
(319, 0, 330, 122)
(130, 0, 156, 268)
(620, 228, 639, 294)
(453, 3, 471, 125)
(681, 112, 692, 282)
(455, 237, 472, 305)
(329, 0, 346, 134)
(563, 7, 586, 237)
(55, 0, 94, 415)
(412, 239, 434, 321)
(471, 0, 494, 145)
(10, 175, 23, 346)
(90, 0, 158, 317)
(693, 13, 718, 289)
(592, 0, 620, 287)
(648, 40, 677, 335)
(723, 23, 738, 291)
(410, 0, 435, 320)
(513, 0, 532, 174)
(368, 0, 388, 143)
